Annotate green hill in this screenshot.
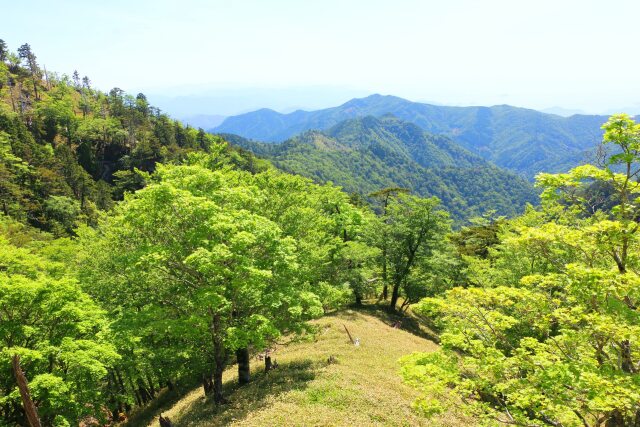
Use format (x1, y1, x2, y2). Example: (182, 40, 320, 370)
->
(0, 47, 267, 235)
(224, 115, 539, 221)
(214, 94, 613, 178)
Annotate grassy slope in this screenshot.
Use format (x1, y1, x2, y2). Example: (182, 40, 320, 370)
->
(130, 308, 469, 427)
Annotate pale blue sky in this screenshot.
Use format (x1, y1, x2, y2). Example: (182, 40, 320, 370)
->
(3, 0, 640, 116)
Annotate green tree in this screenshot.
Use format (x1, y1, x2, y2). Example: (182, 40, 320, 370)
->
(379, 193, 450, 310)
(17, 43, 39, 100)
(44, 195, 81, 236)
(80, 163, 322, 403)
(401, 115, 640, 426)
(0, 216, 118, 425)
(369, 187, 409, 300)
(0, 39, 8, 62)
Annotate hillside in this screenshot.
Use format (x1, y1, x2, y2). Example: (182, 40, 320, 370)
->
(0, 46, 268, 235)
(214, 94, 612, 178)
(224, 115, 539, 220)
(129, 308, 469, 427)
(0, 45, 462, 425)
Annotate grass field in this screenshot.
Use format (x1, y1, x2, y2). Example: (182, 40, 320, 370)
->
(126, 306, 470, 427)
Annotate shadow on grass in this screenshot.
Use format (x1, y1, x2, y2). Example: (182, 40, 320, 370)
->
(167, 359, 319, 426)
(124, 383, 197, 427)
(348, 302, 441, 344)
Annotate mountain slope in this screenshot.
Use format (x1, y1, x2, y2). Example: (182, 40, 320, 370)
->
(224, 116, 539, 220)
(214, 94, 612, 178)
(131, 309, 470, 427)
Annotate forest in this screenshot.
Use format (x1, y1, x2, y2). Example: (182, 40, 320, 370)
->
(1, 39, 639, 427)
(223, 115, 539, 221)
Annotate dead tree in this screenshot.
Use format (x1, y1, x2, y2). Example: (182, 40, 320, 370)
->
(12, 355, 42, 427)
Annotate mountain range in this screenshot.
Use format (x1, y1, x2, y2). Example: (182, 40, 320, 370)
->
(223, 115, 539, 220)
(214, 94, 617, 179)
(179, 114, 226, 130)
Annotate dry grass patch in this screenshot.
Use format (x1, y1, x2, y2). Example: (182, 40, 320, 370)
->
(136, 308, 471, 426)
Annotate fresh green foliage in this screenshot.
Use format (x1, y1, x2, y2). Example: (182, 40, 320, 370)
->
(401, 114, 640, 426)
(80, 162, 325, 402)
(0, 216, 118, 426)
(0, 41, 267, 235)
(374, 192, 452, 310)
(78, 155, 381, 407)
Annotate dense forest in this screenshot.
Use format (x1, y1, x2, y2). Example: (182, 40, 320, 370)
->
(1, 39, 639, 427)
(223, 115, 539, 220)
(0, 40, 268, 237)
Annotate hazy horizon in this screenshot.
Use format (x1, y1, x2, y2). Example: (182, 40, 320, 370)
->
(4, 0, 640, 118)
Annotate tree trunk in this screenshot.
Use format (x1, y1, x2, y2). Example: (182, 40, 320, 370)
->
(211, 311, 227, 404)
(213, 362, 225, 404)
(236, 347, 250, 385)
(107, 370, 124, 419)
(159, 414, 173, 427)
(43, 66, 51, 90)
(11, 355, 41, 427)
(8, 82, 16, 113)
(355, 291, 363, 306)
(382, 241, 388, 300)
(137, 378, 151, 404)
(31, 74, 38, 101)
(620, 340, 635, 374)
(146, 373, 156, 398)
(114, 368, 131, 411)
(202, 375, 213, 396)
(605, 409, 625, 427)
(389, 283, 400, 310)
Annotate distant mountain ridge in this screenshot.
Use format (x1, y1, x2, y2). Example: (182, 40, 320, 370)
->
(223, 115, 539, 220)
(213, 94, 615, 178)
(179, 114, 226, 129)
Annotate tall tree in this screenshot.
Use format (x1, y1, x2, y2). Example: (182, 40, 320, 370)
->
(379, 193, 450, 309)
(80, 163, 322, 403)
(0, 39, 7, 62)
(17, 44, 39, 100)
(370, 187, 409, 300)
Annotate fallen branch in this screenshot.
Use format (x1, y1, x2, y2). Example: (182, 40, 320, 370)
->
(343, 324, 354, 344)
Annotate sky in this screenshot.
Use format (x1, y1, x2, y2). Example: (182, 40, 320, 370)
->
(3, 0, 640, 117)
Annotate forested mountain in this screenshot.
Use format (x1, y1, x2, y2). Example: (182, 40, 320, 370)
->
(3, 39, 640, 427)
(0, 42, 267, 235)
(214, 94, 613, 178)
(224, 115, 539, 220)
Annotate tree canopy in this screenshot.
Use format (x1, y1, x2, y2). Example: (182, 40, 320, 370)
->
(400, 114, 640, 427)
